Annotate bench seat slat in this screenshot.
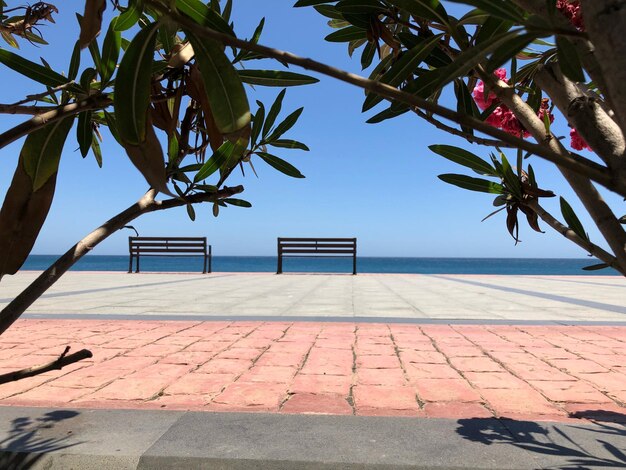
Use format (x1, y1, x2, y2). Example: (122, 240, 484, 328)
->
(128, 236, 211, 273)
(280, 249, 355, 254)
(277, 237, 356, 274)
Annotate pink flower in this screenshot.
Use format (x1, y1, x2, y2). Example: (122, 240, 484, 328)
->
(570, 127, 591, 151)
(472, 68, 508, 110)
(484, 105, 528, 137)
(556, 0, 584, 30)
(538, 98, 555, 125)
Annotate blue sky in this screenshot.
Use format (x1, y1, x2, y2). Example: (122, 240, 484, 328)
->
(0, 1, 621, 258)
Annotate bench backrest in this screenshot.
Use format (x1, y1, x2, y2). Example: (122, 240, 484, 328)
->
(129, 237, 208, 255)
(277, 238, 356, 256)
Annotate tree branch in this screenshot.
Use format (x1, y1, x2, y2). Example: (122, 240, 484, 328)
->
(0, 185, 244, 336)
(0, 347, 93, 385)
(151, 4, 626, 197)
(534, 62, 625, 172)
(0, 104, 60, 115)
(527, 200, 625, 275)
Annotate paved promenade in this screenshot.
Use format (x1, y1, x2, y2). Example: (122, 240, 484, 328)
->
(1, 271, 624, 321)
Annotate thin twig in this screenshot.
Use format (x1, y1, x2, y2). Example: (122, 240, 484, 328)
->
(0, 347, 93, 385)
(9, 81, 76, 107)
(149, 3, 625, 197)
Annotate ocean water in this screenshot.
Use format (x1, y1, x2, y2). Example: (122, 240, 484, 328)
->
(19, 255, 618, 276)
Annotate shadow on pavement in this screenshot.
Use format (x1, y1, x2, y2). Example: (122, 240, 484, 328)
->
(457, 413, 626, 468)
(0, 410, 80, 469)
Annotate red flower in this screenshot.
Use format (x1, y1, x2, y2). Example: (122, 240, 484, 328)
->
(570, 127, 591, 151)
(472, 68, 508, 110)
(556, 0, 584, 30)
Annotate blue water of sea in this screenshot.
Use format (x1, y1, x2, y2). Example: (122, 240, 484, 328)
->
(20, 255, 618, 275)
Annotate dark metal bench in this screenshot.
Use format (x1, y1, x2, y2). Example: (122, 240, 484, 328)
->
(128, 237, 212, 273)
(276, 238, 357, 275)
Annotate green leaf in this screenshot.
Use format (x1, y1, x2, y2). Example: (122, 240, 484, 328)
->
(363, 34, 442, 111)
(251, 101, 265, 146)
(429, 145, 495, 176)
(361, 41, 376, 69)
(387, 0, 448, 25)
(115, 0, 142, 31)
(438, 174, 504, 194)
(265, 107, 304, 142)
(500, 154, 522, 199)
(448, 0, 524, 22)
(325, 26, 367, 42)
(269, 139, 310, 151)
(556, 36, 584, 82)
(194, 140, 236, 182)
(91, 134, 103, 167)
(486, 32, 536, 72)
(186, 204, 196, 221)
(223, 198, 252, 207)
(0, 49, 72, 88)
(186, 30, 251, 136)
(257, 152, 305, 178)
(114, 23, 157, 145)
(176, 0, 235, 36)
(336, 0, 385, 14)
(263, 89, 286, 137)
(88, 39, 102, 77)
(238, 70, 319, 87)
(103, 111, 123, 145)
(475, 16, 513, 45)
(560, 197, 589, 242)
(314, 4, 344, 19)
(22, 117, 74, 191)
(454, 79, 480, 135)
(158, 23, 177, 54)
(77, 110, 93, 158)
(294, 0, 333, 6)
(68, 41, 81, 81)
(582, 263, 609, 271)
(101, 17, 122, 84)
(366, 104, 409, 123)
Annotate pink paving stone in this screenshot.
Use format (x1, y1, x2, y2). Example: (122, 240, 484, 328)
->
(238, 366, 298, 384)
(8, 384, 95, 403)
(153, 394, 208, 410)
(46, 368, 122, 388)
(424, 402, 493, 419)
(159, 351, 215, 366)
(356, 355, 400, 369)
(290, 374, 352, 395)
(528, 381, 614, 404)
(480, 388, 564, 417)
(356, 367, 406, 386)
(352, 385, 419, 411)
(448, 356, 505, 373)
(300, 360, 352, 376)
(212, 382, 287, 408)
(231, 338, 274, 349)
(413, 379, 483, 403)
(267, 343, 313, 354)
(356, 344, 395, 356)
(432, 345, 484, 358)
(96, 355, 158, 371)
(463, 372, 530, 390)
(549, 359, 610, 374)
(608, 390, 626, 404)
(254, 352, 307, 368)
(197, 358, 253, 374)
(101, 338, 152, 349)
(507, 365, 576, 382)
(405, 363, 461, 380)
(315, 339, 353, 350)
(564, 403, 626, 422)
(83, 377, 171, 401)
(0, 375, 54, 399)
(123, 343, 184, 357)
(164, 373, 234, 395)
(214, 348, 265, 361)
(576, 372, 626, 391)
(399, 350, 448, 364)
(129, 363, 192, 379)
(281, 393, 353, 415)
(0, 355, 61, 370)
(357, 407, 423, 417)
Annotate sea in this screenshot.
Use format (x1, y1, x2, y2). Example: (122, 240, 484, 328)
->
(20, 255, 618, 276)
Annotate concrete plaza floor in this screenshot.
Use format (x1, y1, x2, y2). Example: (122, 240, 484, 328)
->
(1, 271, 624, 321)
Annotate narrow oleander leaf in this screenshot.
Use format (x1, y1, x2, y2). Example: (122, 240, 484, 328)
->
(158, 23, 177, 54)
(336, 0, 385, 14)
(68, 41, 81, 80)
(438, 174, 504, 194)
(325, 26, 367, 42)
(265, 107, 304, 142)
(361, 41, 375, 69)
(1, 30, 18, 48)
(223, 198, 252, 207)
(77, 110, 93, 158)
(88, 39, 102, 77)
(101, 17, 121, 84)
(194, 140, 236, 182)
(454, 79, 480, 135)
(115, 0, 142, 31)
(79, 0, 106, 48)
(475, 16, 514, 45)
(486, 32, 536, 72)
(387, 0, 449, 25)
(185, 30, 251, 138)
(363, 34, 442, 111)
(186, 204, 196, 221)
(619, 215, 626, 224)
(91, 134, 103, 167)
(269, 139, 310, 151)
(560, 197, 589, 242)
(314, 4, 344, 19)
(251, 101, 265, 146)
(500, 154, 522, 199)
(212, 201, 219, 217)
(103, 111, 123, 145)
(238, 70, 319, 87)
(257, 152, 305, 178)
(556, 36, 584, 82)
(0, 117, 74, 277)
(447, 0, 525, 22)
(430, 145, 496, 176)
(294, 0, 333, 6)
(114, 22, 158, 145)
(0, 49, 71, 87)
(263, 89, 286, 137)
(176, 0, 235, 36)
(366, 104, 409, 123)
(122, 120, 170, 194)
(582, 263, 609, 271)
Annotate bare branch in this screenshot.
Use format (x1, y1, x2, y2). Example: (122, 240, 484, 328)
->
(0, 347, 93, 385)
(9, 81, 76, 107)
(0, 104, 59, 115)
(149, 3, 626, 197)
(0, 185, 244, 335)
(527, 200, 625, 275)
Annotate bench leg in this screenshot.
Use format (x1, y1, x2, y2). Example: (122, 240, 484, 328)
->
(128, 255, 133, 273)
(277, 255, 282, 274)
(136, 255, 140, 273)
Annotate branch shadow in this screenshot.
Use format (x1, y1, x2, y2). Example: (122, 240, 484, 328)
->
(457, 411, 626, 469)
(0, 410, 81, 469)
